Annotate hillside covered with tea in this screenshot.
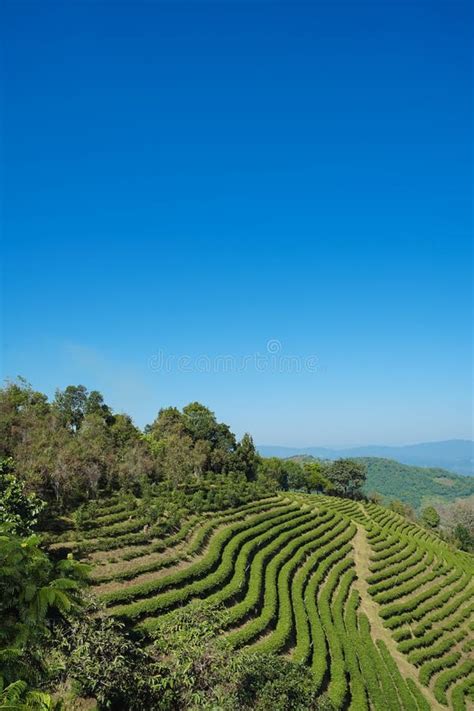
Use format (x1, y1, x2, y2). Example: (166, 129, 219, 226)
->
(1, 381, 473, 710)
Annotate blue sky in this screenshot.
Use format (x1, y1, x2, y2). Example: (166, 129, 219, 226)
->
(2, 0, 472, 446)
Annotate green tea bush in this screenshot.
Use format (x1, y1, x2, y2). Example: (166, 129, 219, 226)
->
(433, 660, 474, 705)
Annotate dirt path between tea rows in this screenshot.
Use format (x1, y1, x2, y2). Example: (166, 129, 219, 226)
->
(352, 525, 445, 711)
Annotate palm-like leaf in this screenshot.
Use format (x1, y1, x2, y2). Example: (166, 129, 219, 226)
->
(48, 578, 78, 592)
(0, 680, 54, 711)
(0, 677, 27, 703)
(24, 690, 54, 710)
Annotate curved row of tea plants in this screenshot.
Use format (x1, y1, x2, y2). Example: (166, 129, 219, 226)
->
(365, 508, 474, 710)
(61, 491, 472, 710)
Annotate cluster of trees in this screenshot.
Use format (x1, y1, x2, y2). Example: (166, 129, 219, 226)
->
(0, 379, 368, 513)
(144, 403, 260, 484)
(434, 498, 474, 552)
(259, 457, 367, 499)
(0, 379, 152, 508)
(0, 380, 262, 511)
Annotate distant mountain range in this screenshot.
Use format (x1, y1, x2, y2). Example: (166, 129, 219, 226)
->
(257, 439, 474, 476)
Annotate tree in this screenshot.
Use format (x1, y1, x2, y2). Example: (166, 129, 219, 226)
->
(0, 379, 50, 459)
(0, 459, 45, 536)
(286, 461, 308, 491)
(234, 434, 260, 481)
(147, 406, 187, 440)
(438, 499, 474, 541)
(160, 434, 198, 486)
(421, 505, 440, 529)
(302, 462, 334, 494)
(110, 413, 141, 449)
(53, 385, 112, 432)
(453, 524, 473, 552)
(327, 458, 367, 499)
(116, 443, 155, 490)
(213, 422, 237, 453)
(182, 403, 227, 447)
(11, 411, 71, 505)
(368, 491, 383, 505)
(389, 499, 415, 520)
(53, 385, 89, 431)
(84, 390, 113, 424)
(147, 402, 241, 480)
(40, 415, 112, 507)
(181, 403, 237, 461)
(1, 380, 284, 509)
(258, 458, 289, 490)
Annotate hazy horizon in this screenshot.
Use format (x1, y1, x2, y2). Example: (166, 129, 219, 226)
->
(257, 438, 473, 449)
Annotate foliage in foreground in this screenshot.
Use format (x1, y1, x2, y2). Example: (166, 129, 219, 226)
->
(0, 458, 45, 536)
(47, 600, 334, 710)
(148, 603, 334, 711)
(1, 513, 336, 711)
(0, 523, 89, 708)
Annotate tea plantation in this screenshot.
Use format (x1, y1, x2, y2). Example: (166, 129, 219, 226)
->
(52, 493, 474, 711)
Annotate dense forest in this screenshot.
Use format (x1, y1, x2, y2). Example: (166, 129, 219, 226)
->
(1, 379, 473, 710)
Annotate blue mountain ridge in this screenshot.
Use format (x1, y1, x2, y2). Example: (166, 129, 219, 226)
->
(257, 439, 473, 477)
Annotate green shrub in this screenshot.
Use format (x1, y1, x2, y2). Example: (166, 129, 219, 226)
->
(419, 651, 461, 686)
(405, 679, 431, 711)
(376, 640, 418, 710)
(49, 613, 166, 711)
(433, 660, 474, 705)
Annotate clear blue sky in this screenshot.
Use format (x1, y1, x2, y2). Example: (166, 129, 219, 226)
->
(1, 0, 472, 446)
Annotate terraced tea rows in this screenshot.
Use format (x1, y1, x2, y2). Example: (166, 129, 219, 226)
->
(65, 492, 473, 711)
